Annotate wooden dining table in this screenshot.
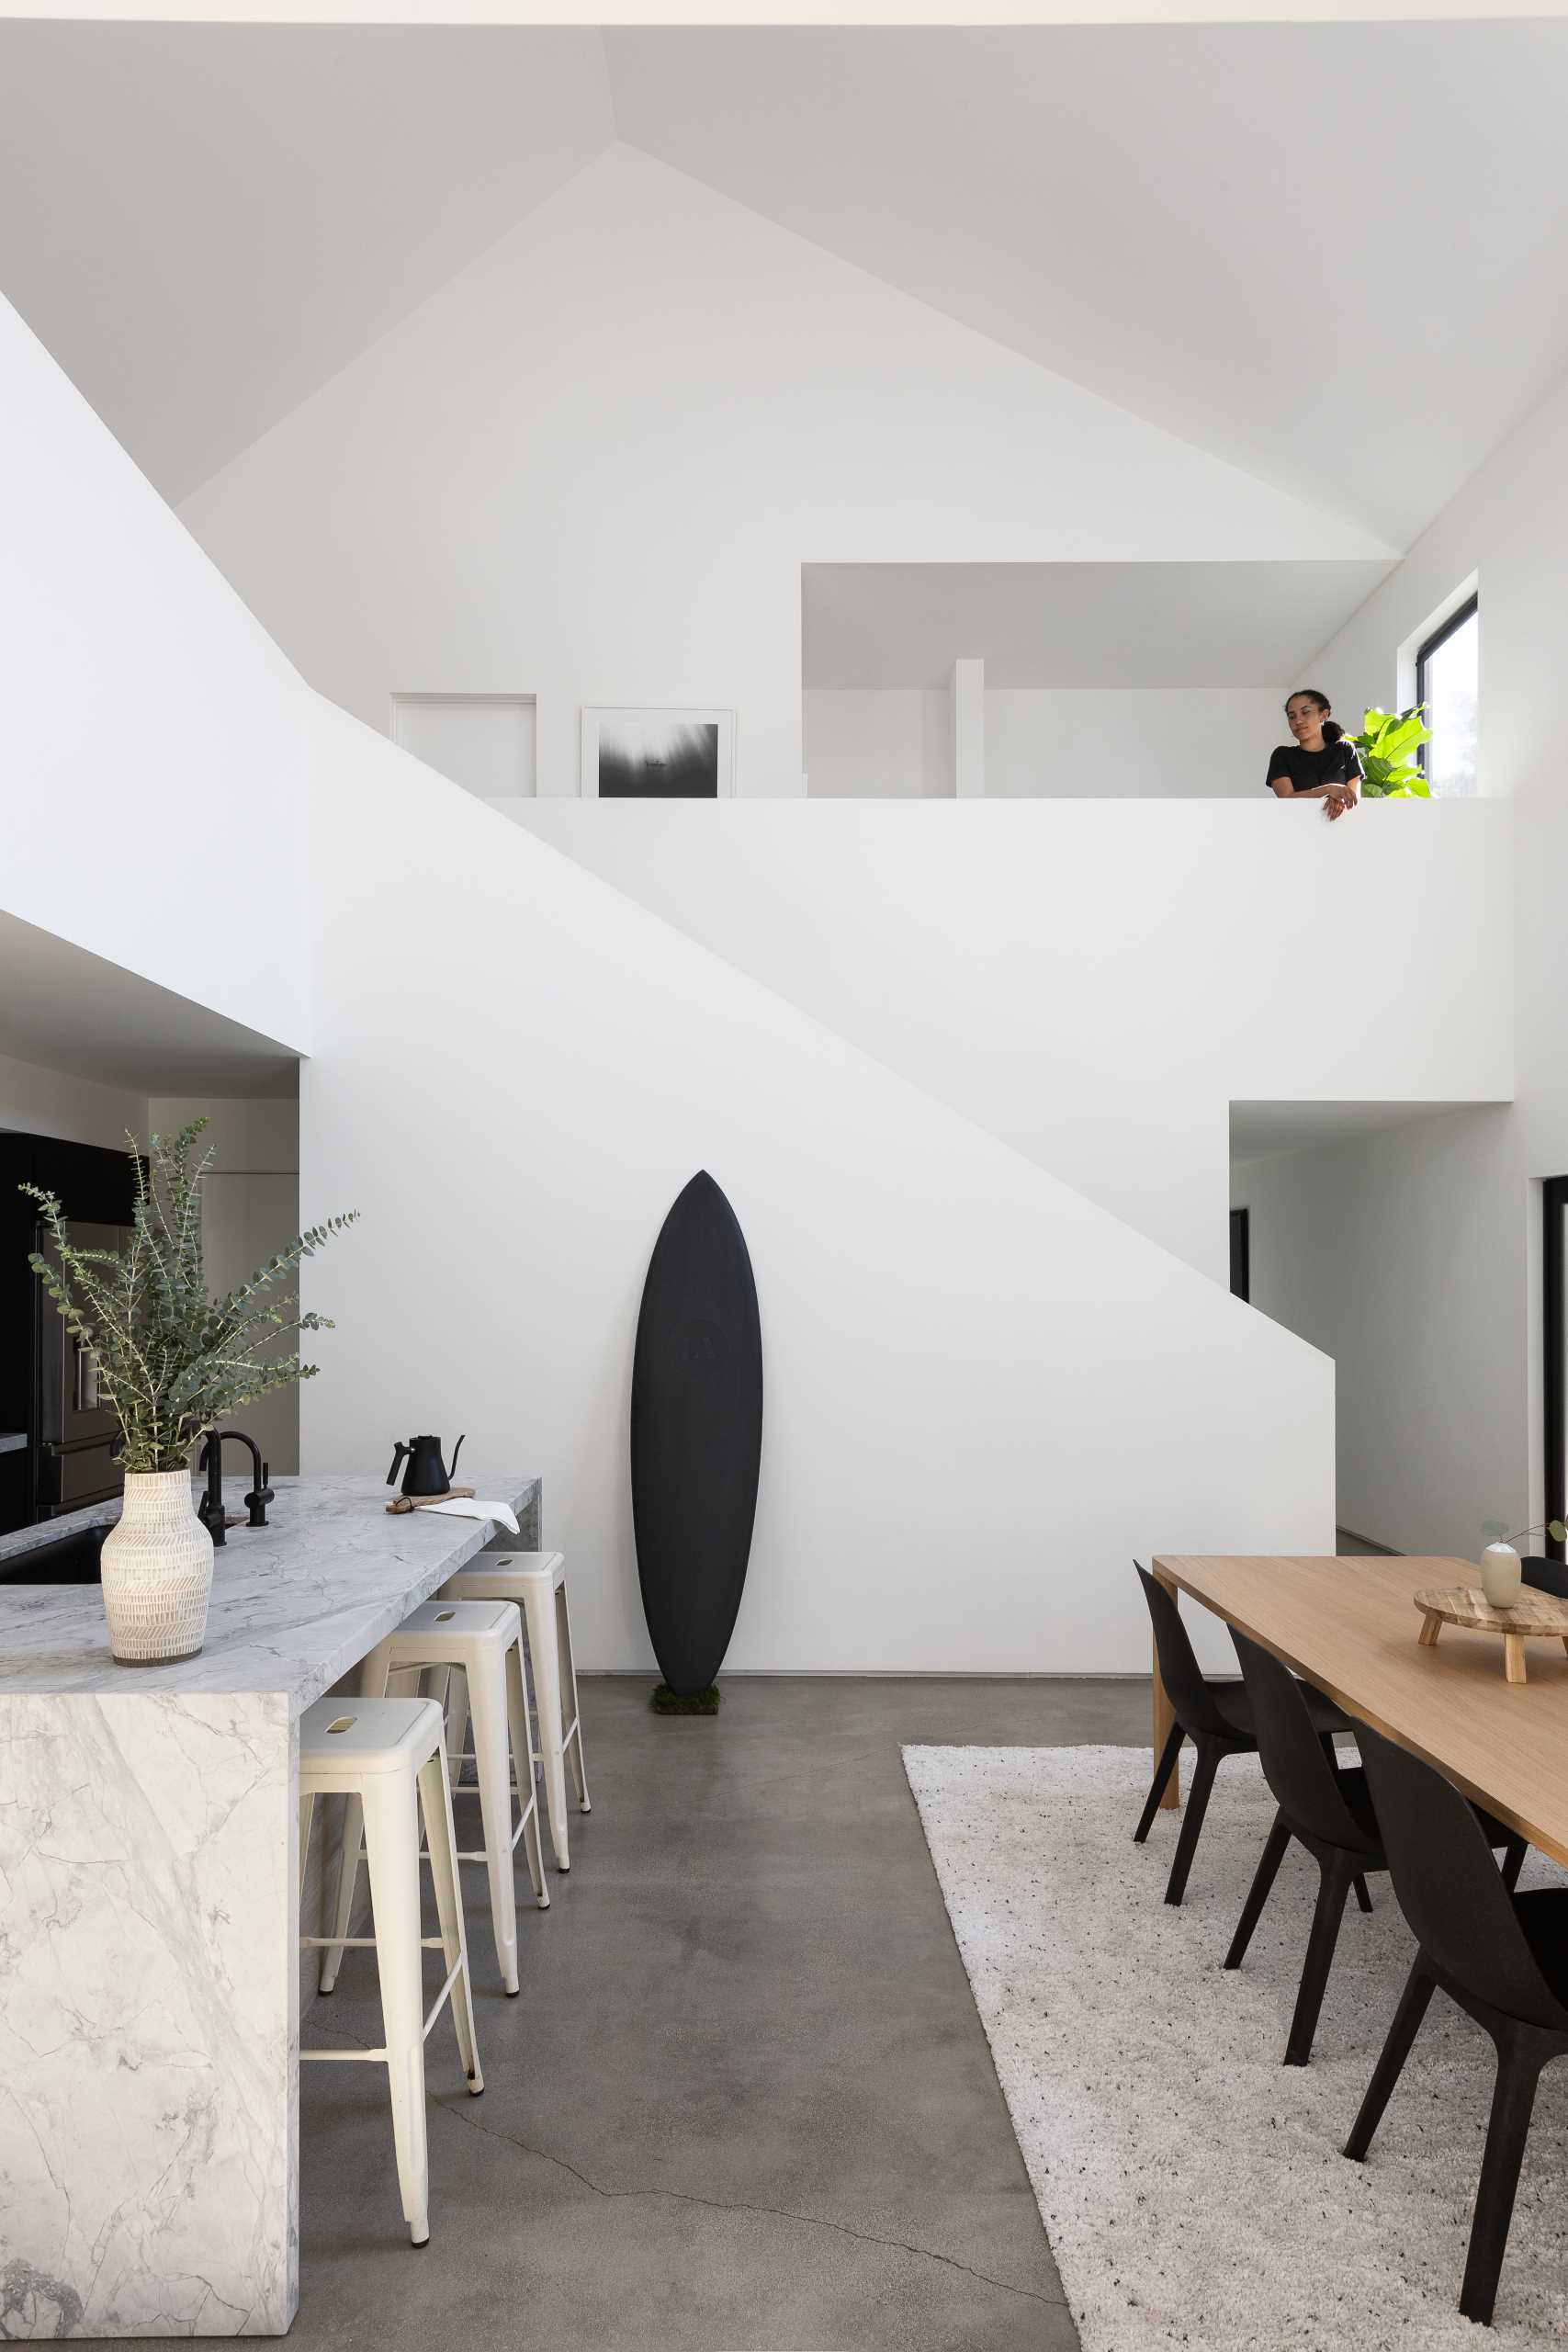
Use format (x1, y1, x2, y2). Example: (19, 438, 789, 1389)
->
(1150, 1555, 1568, 1865)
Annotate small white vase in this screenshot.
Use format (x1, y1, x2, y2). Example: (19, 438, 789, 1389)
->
(101, 1470, 214, 1663)
(1480, 1542, 1522, 1611)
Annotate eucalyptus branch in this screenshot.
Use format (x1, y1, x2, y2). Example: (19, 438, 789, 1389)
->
(19, 1121, 358, 1476)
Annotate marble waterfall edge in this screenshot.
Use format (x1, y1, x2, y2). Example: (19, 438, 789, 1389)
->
(0, 1691, 295, 2336)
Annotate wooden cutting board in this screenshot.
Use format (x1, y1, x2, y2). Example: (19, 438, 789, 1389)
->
(385, 1487, 476, 1515)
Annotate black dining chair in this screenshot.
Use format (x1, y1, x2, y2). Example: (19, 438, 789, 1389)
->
(1132, 1564, 1352, 1907)
(1347, 1727, 1565, 2327)
(1226, 1633, 1529, 2067)
(1224, 1629, 1383, 2064)
(1521, 1554, 1568, 1600)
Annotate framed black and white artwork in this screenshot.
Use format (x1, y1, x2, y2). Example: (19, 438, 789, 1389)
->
(580, 707, 736, 799)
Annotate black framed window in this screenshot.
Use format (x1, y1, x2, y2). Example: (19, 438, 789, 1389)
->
(1416, 594, 1478, 797)
(1543, 1178, 1568, 1562)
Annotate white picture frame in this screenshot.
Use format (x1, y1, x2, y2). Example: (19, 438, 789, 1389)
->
(580, 707, 736, 799)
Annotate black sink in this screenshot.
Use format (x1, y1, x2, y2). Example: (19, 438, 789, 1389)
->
(0, 1523, 109, 1586)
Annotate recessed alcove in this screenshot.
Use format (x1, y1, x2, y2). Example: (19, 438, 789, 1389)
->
(801, 560, 1394, 797)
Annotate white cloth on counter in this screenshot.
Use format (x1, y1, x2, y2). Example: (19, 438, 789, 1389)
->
(416, 1498, 521, 1536)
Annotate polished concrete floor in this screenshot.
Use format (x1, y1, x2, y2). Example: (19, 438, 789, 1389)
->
(284, 1675, 1152, 2351)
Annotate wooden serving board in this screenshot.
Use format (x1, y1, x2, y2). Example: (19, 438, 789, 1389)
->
(385, 1487, 476, 1515)
(1413, 1583, 1568, 1685)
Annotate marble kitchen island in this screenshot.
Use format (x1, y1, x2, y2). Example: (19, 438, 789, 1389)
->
(0, 1472, 539, 2339)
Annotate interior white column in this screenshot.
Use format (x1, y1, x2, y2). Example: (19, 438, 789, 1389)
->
(951, 658, 986, 798)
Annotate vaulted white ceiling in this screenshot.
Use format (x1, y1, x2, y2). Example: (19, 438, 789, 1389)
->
(2, 20, 1566, 542)
(606, 23, 1568, 549)
(0, 26, 613, 501)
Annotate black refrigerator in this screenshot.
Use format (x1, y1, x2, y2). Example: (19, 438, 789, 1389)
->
(0, 1134, 139, 1535)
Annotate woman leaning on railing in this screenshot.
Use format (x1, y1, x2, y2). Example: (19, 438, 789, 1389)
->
(1265, 687, 1362, 820)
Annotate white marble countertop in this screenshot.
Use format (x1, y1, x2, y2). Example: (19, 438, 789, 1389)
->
(0, 1472, 538, 1715)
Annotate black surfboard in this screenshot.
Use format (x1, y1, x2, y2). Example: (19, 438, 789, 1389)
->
(631, 1172, 762, 1697)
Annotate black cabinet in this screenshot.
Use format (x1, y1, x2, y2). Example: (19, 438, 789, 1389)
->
(0, 1134, 140, 1535)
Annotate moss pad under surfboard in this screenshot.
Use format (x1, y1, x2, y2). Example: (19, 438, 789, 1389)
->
(649, 1683, 722, 1715)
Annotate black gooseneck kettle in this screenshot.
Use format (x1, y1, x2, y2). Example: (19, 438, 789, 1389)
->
(387, 1433, 465, 1497)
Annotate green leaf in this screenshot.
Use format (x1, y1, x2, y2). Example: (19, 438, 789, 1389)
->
(20, 1127, 358, 1466)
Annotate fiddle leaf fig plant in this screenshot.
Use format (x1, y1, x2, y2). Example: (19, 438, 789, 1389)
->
(1349, 707, 1432, 798)
(21, 1119, 358, 1474)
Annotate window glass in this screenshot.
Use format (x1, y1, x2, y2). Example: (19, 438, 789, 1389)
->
(1418, 602, 1478, 797)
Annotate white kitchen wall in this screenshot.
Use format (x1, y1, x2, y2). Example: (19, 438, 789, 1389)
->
(1234, 1107, 1526, 1555)
(0, 297, 311, 1053)
(804, 686, 1290, 798)
(0, 1053, 147, 1153)
(1303, 361, 1568, 1530)
(299, 695, 1333, 1674)
(149, 1099, 302, 1478)
(504, 799, 1513, 1280)
(181, 145, 1387, 801)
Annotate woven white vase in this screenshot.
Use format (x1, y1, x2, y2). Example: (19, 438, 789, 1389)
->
(101, 1470, 214, 1664)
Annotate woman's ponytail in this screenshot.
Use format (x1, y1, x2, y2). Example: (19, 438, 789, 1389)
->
(1322, 719, 1345, 744)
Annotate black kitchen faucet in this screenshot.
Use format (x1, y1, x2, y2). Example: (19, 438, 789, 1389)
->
(197, 1429, 274, 1544)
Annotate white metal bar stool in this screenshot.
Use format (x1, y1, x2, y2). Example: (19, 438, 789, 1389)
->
(298, 1694, 481, 2248)
(321, 1600, 547, 1998)
(440, 1551, 590, 1871)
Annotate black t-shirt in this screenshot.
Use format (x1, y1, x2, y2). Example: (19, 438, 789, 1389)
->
(1266, 741, 1362, 796)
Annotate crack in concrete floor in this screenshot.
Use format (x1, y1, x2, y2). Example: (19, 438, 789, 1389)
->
(443, 2086, 1067, 2311)
(301, 2014, 1064, 2313)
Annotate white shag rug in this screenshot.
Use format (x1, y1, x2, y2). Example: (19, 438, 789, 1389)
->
(904, 1742, 1568, 2350)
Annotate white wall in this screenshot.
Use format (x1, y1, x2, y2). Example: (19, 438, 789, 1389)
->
(1303, 363, 1568, 1531)
(0, 296, 311, 1053)
(803, 691, 953, 798)
(0, 1052, 147, 1153)
(1234, 1109, 1527, 1555)
(0, 274, 1339, 1673)
(505, 799, 1514, 1280)
(985, 688, 1288, 798)
(0, 294, 314, 1477)
(299, 695, 1333, 1673)
(149, 1099, 302, 1479)
(181, 145, 1386, 802)
(804, 687, 1291, 799)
